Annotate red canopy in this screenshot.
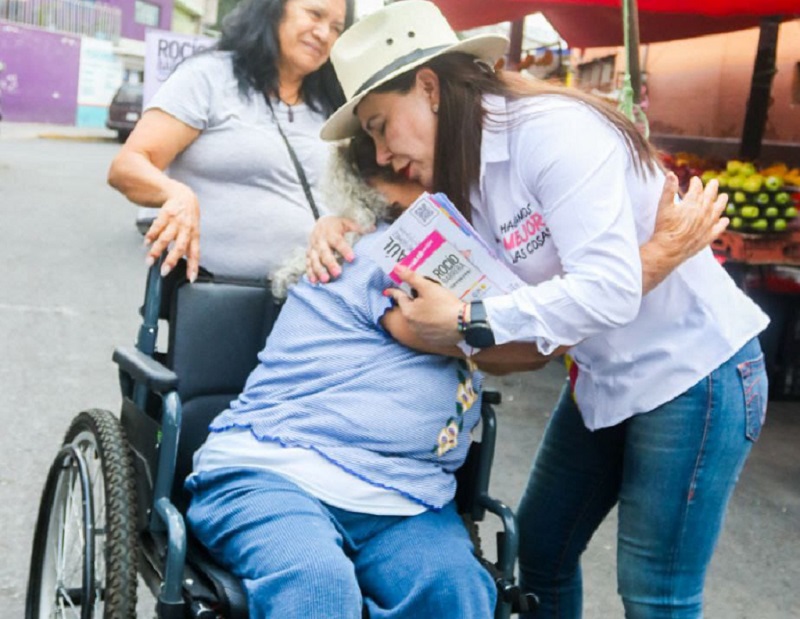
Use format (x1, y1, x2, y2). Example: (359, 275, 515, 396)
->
(431, 0, 800, 48)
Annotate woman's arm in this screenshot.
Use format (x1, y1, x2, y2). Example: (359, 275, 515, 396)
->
(382, 170, 728, 353)
(381, 305, 556, 373)
(380, 306, 462, 356)
(107, 109, 202, 279)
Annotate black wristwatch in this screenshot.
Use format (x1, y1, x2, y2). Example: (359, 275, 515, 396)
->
(461, 301, 496, 348)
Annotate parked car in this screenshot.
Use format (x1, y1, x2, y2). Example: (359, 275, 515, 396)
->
(107, 82, 143, 143)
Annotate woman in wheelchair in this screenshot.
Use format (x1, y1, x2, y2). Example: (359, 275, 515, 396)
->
(184, 134, 545, 619)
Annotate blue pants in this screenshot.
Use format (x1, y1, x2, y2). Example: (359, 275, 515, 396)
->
(517, 338, 767, 619)
(186, 467, 496, 619)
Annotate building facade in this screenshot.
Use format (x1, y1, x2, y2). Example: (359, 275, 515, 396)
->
(574, 19, 800, 163)
(0, 0, 217, 125)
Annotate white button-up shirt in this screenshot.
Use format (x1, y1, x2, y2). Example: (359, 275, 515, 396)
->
(474, 95, 768, 430)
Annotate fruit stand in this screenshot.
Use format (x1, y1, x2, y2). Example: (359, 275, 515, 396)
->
(661, 154, 800, 400)
(663, 155, 800, 258)
(674, 158, 800, 400)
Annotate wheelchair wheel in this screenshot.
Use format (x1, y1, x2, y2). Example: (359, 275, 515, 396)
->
(26, 409, 137, 619)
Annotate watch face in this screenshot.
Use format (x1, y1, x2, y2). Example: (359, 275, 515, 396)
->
(465, 324, 495, 348)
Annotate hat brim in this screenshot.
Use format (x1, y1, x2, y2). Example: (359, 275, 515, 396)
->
(321, 34, 509, 141)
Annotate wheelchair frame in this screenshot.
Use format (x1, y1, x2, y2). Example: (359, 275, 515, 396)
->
(26, 258, 537, 618)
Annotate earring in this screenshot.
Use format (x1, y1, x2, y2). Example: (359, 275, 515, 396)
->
(432, 103, 439, 114)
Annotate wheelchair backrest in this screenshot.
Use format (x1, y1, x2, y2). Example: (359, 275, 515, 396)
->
(166, 278, 280, 512)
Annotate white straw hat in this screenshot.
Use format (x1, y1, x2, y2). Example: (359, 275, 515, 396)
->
(321, 0, 508, 141)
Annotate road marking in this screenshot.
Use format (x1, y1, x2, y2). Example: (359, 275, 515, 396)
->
(0, 303, 78, 317)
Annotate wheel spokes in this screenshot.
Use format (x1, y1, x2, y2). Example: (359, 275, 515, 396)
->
(43, 437, 106, 618)
(51, 463, 86, 618)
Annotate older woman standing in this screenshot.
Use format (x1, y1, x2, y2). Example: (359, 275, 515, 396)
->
(108, 0, 353, 282)
(315, 3, 770, 618)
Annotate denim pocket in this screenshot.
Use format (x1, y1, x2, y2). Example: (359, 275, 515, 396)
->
(738, 353, 768, 442)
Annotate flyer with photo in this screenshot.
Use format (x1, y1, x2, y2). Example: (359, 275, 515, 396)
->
(367, 192, 525, 301)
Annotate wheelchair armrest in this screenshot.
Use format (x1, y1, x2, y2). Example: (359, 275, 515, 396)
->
(113, 346, 178, 394)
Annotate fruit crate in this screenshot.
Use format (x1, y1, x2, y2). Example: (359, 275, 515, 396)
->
(712, 228, 800, 265)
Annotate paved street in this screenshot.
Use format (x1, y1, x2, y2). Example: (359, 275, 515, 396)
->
(1, 127, 798, 618)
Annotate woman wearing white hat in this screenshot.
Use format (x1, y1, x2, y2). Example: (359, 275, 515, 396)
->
(314, 2, 770, 618)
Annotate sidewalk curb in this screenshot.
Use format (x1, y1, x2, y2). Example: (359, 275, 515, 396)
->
(0, 122, 118, 142)
(37, 133, 118, 142)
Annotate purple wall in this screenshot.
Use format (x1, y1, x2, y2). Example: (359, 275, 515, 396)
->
(0, 21, 81, 124)
(107, 0, 173, 41)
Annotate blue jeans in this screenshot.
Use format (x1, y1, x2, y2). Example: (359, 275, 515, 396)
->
(517, 338, 767, 619)
(186, 467, 496, 619)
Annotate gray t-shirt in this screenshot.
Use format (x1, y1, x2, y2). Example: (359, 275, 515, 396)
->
(146, 51, 331, 279)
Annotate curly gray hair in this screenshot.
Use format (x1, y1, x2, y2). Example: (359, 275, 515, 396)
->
(271, 141, 392, 299)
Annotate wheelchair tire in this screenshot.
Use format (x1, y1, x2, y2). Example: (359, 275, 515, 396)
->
(26, 409, 138, 619)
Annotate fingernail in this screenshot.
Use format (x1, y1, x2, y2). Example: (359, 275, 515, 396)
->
(188, 271, 197, 283)
(142, 237, 151, 247)
(145, 255, 155, 268)
(383, 289, 391, 297)
(331, 266, 341, 277)
(345, 253, 355, 263)
(320, 273, 330, 283)
(161, 264, 172, 277)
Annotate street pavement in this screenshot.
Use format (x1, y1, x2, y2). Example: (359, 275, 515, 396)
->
(0, 123, 798, 618)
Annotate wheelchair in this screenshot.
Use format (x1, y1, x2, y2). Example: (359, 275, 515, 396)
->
(25, 258, 538, 619)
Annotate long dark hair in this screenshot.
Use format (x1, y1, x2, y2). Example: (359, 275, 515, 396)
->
(216, 0, 354, 116)
(373, 52, 660, 220)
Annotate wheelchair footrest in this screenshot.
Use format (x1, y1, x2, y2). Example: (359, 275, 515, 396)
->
(498, 581, 539, 614)
(480, 557, 540, 615)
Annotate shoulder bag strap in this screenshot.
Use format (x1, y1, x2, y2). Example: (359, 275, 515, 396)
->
(264, 93, 321, 220)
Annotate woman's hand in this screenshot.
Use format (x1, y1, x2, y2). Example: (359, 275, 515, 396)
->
(107, 109, 202, 280)
(306, 216, 364, 283)
(655, 173, 729, 256)
(641, 172, 729, 293)
(383, 266, 464, 347)
(143, 183, 201, 281)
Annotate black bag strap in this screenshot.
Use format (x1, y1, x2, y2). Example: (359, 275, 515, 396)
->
(264, 93, 320, 220)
